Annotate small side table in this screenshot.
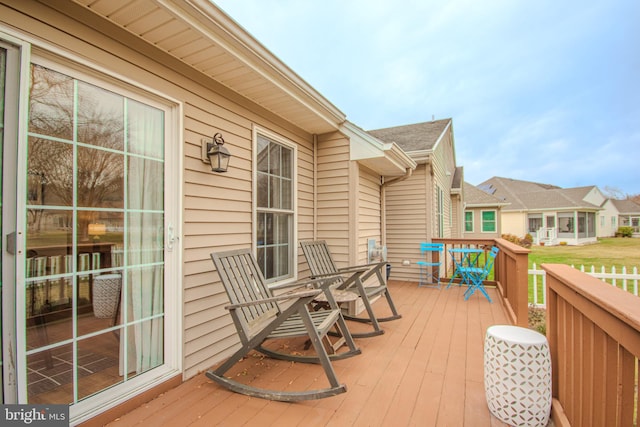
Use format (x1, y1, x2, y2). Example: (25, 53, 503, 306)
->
(484, 325, 552, 427)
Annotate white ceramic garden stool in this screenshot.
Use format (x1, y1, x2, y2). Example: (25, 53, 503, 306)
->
(484, 325, 552, 427)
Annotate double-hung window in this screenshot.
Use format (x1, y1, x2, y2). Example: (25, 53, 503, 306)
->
(481, 210, 497, 233)
(464, 211, 473, 232)
(255, 130, 295, 282)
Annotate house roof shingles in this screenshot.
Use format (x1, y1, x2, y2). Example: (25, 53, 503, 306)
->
(367, 119, 451, 152)
(464, 182, 509, 207)
(611, 199, 640, 215)
(478, 177, 601, 211)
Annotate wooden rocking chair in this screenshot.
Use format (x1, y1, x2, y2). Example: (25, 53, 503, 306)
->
(300, 240, 401, 338)
(206, 249, 361, 401)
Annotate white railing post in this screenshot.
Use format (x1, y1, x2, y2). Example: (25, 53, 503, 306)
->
(532, 262, 538, 306)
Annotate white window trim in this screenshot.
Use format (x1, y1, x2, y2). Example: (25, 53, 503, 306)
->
(481, 209, 497, 233)
(251, 125, 298, 286)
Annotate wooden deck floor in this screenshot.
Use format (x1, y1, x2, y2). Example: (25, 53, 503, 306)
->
(106, 281, 511, 427)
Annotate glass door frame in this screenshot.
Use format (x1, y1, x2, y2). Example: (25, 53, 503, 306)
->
(1, 32, 31, 405)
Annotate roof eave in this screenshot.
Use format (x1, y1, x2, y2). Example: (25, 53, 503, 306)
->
(129, 0, 347, 133)
(343, 121, 417, 176)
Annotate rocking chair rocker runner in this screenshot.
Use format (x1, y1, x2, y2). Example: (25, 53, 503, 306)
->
(300, 240, 401, 338)
(207, 249, 361, 401)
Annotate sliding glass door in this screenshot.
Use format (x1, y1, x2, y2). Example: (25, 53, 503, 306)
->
(0, 32, 180, 422)
(23, 61, 169, 405)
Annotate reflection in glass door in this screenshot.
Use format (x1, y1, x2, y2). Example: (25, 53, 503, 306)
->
(24, 63, 166, 405)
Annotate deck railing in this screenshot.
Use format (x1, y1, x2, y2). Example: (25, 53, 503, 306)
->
(433, 238, 530, 327)
(544, 263, 639, 427)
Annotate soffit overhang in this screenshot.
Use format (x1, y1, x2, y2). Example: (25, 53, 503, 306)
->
(342, 122, 417, 177)
(71, 0, 346, 134)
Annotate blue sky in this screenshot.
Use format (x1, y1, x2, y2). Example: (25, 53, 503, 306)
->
(214, 0, 639, 196)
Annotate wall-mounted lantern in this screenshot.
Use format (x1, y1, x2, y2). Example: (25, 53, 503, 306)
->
(201, 132, 231, 173)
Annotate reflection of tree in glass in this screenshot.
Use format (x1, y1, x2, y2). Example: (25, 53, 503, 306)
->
(28, 65, 125, 238)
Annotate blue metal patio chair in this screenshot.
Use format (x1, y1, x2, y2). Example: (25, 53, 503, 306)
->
(446, 247, 484, 288)
(416, 242, 444, 288)
(462, 246, 500, 302)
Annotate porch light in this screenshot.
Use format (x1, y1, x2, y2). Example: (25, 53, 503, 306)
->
(201, 133, 231, 173)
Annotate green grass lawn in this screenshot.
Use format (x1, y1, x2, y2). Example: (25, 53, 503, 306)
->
(527, 237, 640, 304)
(528, 237, 640, 269)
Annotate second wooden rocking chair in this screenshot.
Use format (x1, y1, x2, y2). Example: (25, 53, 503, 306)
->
(300, 240, 402, 338)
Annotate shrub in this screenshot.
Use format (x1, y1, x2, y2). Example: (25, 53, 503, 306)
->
(528, 305, 546, 335)
(501, 233, 519, 244)
(617, 226, 634, 237)
(501, 233, 532, 248)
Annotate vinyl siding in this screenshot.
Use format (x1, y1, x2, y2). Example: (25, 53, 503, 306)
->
(463, 207, 502, 239)
(384, 124, 459, 282)
(1, 1, 319, 381)
(502, 211, 528, 237)
(385, 165, 429, 282)
(316, 132, 351, 266)
(358, 166, 382, 264)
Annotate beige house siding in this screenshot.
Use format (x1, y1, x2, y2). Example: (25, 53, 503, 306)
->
(1, 1, 326, 382)
(313, 134, 383, 269)
(358, 166, 382, 263)
(437, 129, 459, 238)
(451, 194, 463, 238)
(463, 208, 503, 239)
(384, 122, 460, 282)
(502, 211, 528, 237)
(385, 164, 429, 282)
(315, 132, 352, 266)
(183, 114, 316, 378)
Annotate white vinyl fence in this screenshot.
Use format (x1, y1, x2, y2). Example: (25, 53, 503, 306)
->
(529, 263, 640, 307)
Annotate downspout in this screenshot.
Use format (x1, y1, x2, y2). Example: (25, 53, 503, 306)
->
(313, 134, 318, 240)
(380, 168, 413, 246)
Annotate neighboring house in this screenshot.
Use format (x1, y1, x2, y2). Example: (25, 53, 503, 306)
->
(462, 182, 510, 239)
(368, 119, 463, 282)
(610, 199, 640, 236)
(598, 198, 622, 237)
(478, 177, 604, 245)
(0, 1, 420, 423)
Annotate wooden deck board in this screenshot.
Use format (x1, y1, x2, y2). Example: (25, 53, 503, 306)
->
(106, 281, 511, 427)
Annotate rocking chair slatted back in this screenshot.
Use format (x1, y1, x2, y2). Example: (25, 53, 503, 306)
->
(300, 241, 342, 283)
(211, 249, 279, 339)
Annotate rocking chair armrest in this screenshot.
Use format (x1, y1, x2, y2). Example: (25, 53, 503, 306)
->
(224, 289, 321, 310)
(348, 261, 387, 271)
(270, 276, 339, 291)
(330, 266, 369, 275)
